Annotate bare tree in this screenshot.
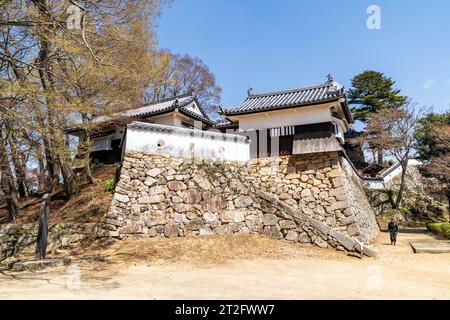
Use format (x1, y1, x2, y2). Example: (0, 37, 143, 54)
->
(366, 102, 428, 209)
(0, 0, 164, 221)
(421, 123, 450, 211)
(146, 51, 222, 116)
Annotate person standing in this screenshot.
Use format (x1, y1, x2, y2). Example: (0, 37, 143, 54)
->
(388, 218, 399, 245)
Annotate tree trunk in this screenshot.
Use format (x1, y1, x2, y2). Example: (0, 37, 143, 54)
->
(37, 194, 50, 260)
(56, 133, 79, 198)
(0, 126, 20, 221)
(394, 162, 408, 209)
(84, 134, 94, 184)
(58, 157, 78, 198)
(377, 147, 383, 166)
(80, 112, 94, 185)
(36, 27, 60, 193)
(35, 144, 47, 193)
(8, 134, 28, 198)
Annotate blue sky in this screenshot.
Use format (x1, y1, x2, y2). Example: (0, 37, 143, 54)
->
(157, 0, 450, 113)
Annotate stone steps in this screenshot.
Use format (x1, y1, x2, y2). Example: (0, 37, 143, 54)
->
(410, 242, 450, 254)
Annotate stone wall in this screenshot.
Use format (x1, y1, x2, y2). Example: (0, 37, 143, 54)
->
(340, 157, 379, 242)
(103, 152, 262, 238)
(0, 223, 97, 264)
(103, 151, 379, 255)
(0, 151, 380, 263)
(252, 153, 379, 243)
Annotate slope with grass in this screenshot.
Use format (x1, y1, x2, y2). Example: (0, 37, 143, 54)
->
(0, 164, 115, 225)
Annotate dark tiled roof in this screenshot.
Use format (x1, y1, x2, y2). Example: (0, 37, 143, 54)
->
(127, 121, 249, 143)
(102, 94, 213, 124)
(211, 119, 237, 128)
(66, 94, 214, 132)
(221, 81, 345, 116)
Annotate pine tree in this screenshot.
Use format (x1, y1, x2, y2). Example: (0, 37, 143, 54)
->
(347, 70, 407, 123)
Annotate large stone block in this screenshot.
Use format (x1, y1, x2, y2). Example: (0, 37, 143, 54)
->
(229, 179, 249, 194)
(331, 201, 350, 211)
(234, 195, 253, 208)
(164, 223, 179, 238)
(347, 223, 361, 236)
(285, 230, 298, 241)
(149, 185, 164, 196)
(264, 225, 283, 239)
(300, 189, 312, 198)
(173, 203, 192, 213)
(263, 213, 279, 226)
(145, 212, 166, 226)
(120, 224, 143, 234)
(332, 177, 343, 188)
(220, 210, 245, 223)
(114, 193, 129, 203)
(329, 187, 345, 197)
(341, 216, 356, 225)
(192, 173, 213, 190)
(214, 224, 231, 235)
(328, 229, 355, 251)
(203, 212, 218, 223)
(279, 219, 297, 229)
(201, 195, 226, 212)
(138, 196, 151, 204)
(183, 189, 202, 204)
(300, 175, 309, 182)
(144, 177, 157, 187)
(167, 181, 187, 191)
(199, 227, 213, 236)
(131, 203, 141, 215)
(186, 218, 204, 231)
(326, 169, 341, 178)
(149, 194, 165, 204)
(147, 168, 162, 178)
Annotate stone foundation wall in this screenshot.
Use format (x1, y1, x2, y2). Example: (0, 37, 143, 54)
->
(0, 151, 379, 262)
(103, 151, 379, 253)
(103, 152, 264, 238)
(340, 157, 379, 242)
(252, 153, 379, 243)
(0, 223, 97, 263)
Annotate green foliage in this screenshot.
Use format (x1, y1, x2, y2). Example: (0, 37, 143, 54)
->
(427, 222, 450, 239)
(347, 70, 407, 122)
(367, 187, 448, 225)
(414, 111, 450, 161)
(105, 177, 117, 193)
(91, 159, 103, 173)
(400, 192, 447, 220)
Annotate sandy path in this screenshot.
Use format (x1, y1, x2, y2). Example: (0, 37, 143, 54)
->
(1, 229, 449, 299)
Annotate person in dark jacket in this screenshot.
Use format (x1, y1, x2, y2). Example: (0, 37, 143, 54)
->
(388, 219, 399, 245)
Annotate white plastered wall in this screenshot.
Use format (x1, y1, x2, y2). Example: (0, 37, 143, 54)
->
(229, 103, 335, 131)
(126, 123, 250, 162)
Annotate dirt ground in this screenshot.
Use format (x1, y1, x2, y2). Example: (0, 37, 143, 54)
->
(1, 228, 450, 300)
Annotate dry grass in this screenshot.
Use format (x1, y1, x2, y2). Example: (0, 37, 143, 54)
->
(66, 234, 346, 268)
(0, 165, 114, 224)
